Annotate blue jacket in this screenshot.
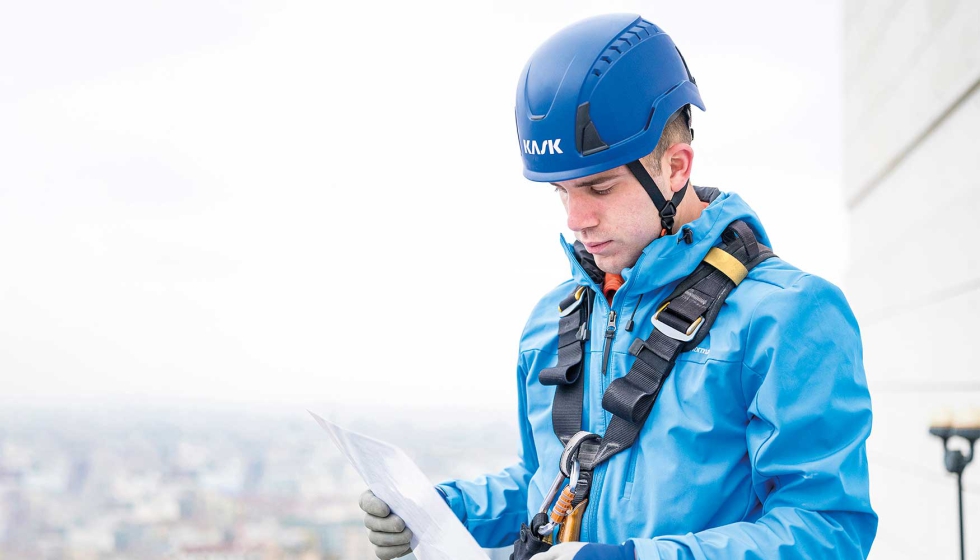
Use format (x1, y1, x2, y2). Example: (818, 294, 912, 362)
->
(438, 190, 877, 559)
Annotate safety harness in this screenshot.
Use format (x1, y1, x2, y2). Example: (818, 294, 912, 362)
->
(512, 220, 774, 559)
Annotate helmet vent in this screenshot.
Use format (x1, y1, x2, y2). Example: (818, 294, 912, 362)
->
(589, 23, 656, 83)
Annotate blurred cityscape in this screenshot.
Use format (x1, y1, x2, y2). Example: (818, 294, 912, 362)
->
(0, 401, 518, 560)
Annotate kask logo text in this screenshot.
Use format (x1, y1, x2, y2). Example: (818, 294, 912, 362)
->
(523, 138, 563, 155)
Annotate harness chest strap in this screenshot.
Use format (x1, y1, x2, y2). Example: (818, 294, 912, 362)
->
(539, 220, 775, 510)
(540, 287, 593, 440)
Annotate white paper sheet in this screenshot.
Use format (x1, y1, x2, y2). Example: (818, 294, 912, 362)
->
(310, 411, 490, 560)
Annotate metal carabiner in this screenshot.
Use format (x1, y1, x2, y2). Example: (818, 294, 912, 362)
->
(538, 470, 566, 515)
(560, 431, 600, 477)
(536, 459, 581, 538)
(569, 459, 581, 491)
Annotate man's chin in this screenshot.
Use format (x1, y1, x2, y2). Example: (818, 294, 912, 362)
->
(593, 254, 624, 276)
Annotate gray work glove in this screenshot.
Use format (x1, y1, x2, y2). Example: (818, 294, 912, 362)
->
(530, 542, 588, 559)
(359, 489, 414, 560)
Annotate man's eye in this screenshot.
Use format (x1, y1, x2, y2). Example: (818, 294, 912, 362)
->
(593, 187, 613, 195)
(554, 186, 567, 194)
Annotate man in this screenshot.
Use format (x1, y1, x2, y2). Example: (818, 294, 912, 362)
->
(360, 13, 877, 560)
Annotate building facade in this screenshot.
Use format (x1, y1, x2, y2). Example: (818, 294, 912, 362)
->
(844, 1, 980, 558)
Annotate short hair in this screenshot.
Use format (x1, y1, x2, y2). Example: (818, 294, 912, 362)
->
(641, 107, 693, 175)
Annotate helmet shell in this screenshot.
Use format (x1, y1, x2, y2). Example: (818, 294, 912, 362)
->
(515, 14, 704, 182)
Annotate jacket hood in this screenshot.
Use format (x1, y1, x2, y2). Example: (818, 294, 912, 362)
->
(560, 187, 771, 297)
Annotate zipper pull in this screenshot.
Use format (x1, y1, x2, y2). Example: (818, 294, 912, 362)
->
(624, 294, 644, 332)
(601, 311, 616, 375)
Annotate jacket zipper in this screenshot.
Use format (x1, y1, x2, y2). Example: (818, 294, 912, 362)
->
(601, 310, 616, 375)
(623, 445, 640, 500)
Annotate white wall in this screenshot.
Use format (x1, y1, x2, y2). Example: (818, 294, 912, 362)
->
(844, 1, 980, 558)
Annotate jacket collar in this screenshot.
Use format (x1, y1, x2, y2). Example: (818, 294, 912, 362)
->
(559, 188, 771, 297)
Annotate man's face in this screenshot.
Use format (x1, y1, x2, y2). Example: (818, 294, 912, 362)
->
(551, 164, 662, 275)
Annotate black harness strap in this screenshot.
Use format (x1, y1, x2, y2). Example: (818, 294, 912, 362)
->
(540, 288, 593, 444)
(542, 220, 775, 505)
(625, 161, 688, 235)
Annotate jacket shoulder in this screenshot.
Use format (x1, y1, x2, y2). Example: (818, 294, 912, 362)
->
(740, 256, 851, 305)
(730, 256, 850, 309)
(722, 256, 859, 356)
(744, 255, 810, 290)
(736, 257, 862, 383)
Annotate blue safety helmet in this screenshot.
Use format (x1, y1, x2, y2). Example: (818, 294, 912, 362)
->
(516, 14, 705, 233)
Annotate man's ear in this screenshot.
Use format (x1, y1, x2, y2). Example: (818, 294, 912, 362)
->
(664, 143, 693, 193)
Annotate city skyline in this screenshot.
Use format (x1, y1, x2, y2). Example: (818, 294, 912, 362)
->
(0, 400, 519, 559)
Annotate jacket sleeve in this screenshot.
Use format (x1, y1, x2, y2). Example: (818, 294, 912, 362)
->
(631, 274, 878, 560)
(436, 353, 539, 548)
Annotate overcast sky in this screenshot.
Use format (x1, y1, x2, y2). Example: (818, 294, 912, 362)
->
(0, 0, 844, 411)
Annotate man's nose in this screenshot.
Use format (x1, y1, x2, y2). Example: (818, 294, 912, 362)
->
(565, 192, 599, 232)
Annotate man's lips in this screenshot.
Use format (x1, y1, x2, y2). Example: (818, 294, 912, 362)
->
(583, 240, 612, 254)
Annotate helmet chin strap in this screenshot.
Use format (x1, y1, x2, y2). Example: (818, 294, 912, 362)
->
(625, 160, 688, 236)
